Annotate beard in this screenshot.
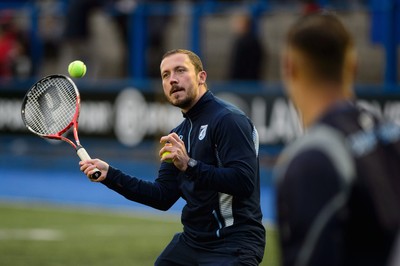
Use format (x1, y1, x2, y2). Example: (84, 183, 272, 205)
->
(167, 85, 196, 110)
(171, 97, 193, 110)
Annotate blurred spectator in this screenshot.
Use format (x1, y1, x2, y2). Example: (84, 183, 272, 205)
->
(0, 10, 31, 79)
(111, 0, 173, 78)
(59, 0, 108, 78)
(146, 0, 172, 78)
(112, 0, 172, 78)
(227, 13, 265, 81)
(110, 0, 136, 46)
(59, 0, 172, 79)
(38, 0, 66, 76)
(301, 0, 321, 14)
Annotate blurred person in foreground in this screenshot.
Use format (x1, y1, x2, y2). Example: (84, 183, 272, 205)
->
(275, 12, 400, 266)
(80, 49, 266, 265)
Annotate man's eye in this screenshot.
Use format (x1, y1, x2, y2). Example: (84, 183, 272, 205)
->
(177, 68, 185, 73)
(162, 73, 169, 79)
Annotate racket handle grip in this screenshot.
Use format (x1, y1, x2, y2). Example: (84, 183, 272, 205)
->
(76, 146, 102, 180)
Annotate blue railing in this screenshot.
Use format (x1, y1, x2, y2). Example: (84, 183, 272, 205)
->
(369, 0, 400, 89)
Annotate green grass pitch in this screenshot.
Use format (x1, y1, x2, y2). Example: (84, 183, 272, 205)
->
(0, 202, 279, 265)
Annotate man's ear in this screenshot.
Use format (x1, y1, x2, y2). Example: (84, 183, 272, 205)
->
(282, 50, 296, 82)
(343, 49, 357, 86)
(350, 51, 358, 80)
(198, 71, 207, 85)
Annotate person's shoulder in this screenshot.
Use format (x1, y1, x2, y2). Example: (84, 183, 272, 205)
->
(276, 124, 356, 183)
(210, 96, 254, 133)
(284, 124, 348, 155)
(210, 95, 247, 119)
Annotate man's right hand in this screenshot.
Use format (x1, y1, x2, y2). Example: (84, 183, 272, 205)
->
(79, 159, 109, 182)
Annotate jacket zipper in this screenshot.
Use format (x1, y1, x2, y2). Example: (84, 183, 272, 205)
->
(187, 118, 193, 153)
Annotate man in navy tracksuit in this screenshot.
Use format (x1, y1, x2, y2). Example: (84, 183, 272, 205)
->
(80, 49, 266, 265)
(276, 13, 400, 266)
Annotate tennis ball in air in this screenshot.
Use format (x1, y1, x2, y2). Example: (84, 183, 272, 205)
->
(162, 151, 173, 163)
(68, 60, 86, 78)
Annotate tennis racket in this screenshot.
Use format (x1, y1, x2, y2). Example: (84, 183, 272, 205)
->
(21, 74, 101, 180)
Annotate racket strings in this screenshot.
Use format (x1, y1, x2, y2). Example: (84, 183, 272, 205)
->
(23, 77, 78, 135)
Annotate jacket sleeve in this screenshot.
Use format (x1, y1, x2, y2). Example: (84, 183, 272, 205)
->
(186, 113, 258, 197)
(101, 164, 181, 211)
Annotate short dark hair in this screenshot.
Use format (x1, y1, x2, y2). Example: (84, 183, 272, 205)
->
(162, 49, 204, 74)
(287, 12, 354, 83)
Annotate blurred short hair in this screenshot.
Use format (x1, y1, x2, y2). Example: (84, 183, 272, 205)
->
(162, 49, 204, 75)
(286, 12, 354, 84)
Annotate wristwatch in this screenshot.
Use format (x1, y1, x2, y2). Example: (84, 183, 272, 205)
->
(185, 158, 198, 180)
(187, 158, 198, 169)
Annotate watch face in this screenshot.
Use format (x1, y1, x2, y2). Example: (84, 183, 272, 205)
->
(188, 158, 197, 168)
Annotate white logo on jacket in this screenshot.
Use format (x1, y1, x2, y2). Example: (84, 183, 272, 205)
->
(199, 125, 208, 140)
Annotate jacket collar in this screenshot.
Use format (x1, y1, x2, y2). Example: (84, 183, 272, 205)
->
(183, 90, 213, 120)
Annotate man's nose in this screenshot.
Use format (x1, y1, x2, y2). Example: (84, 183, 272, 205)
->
(169, 74, 178, 85)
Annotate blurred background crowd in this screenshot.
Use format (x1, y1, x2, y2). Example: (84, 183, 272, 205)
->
(0, 0, 393, 85)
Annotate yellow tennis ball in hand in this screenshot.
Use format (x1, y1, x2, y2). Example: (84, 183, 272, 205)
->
(162, 151, 173, 163)
(68, 60, 86, 78)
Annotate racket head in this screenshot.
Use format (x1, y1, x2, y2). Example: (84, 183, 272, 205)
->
(21, 74, 81, 142)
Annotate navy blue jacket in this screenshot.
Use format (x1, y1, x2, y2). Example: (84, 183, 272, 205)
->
(102, 91, 266, 261)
